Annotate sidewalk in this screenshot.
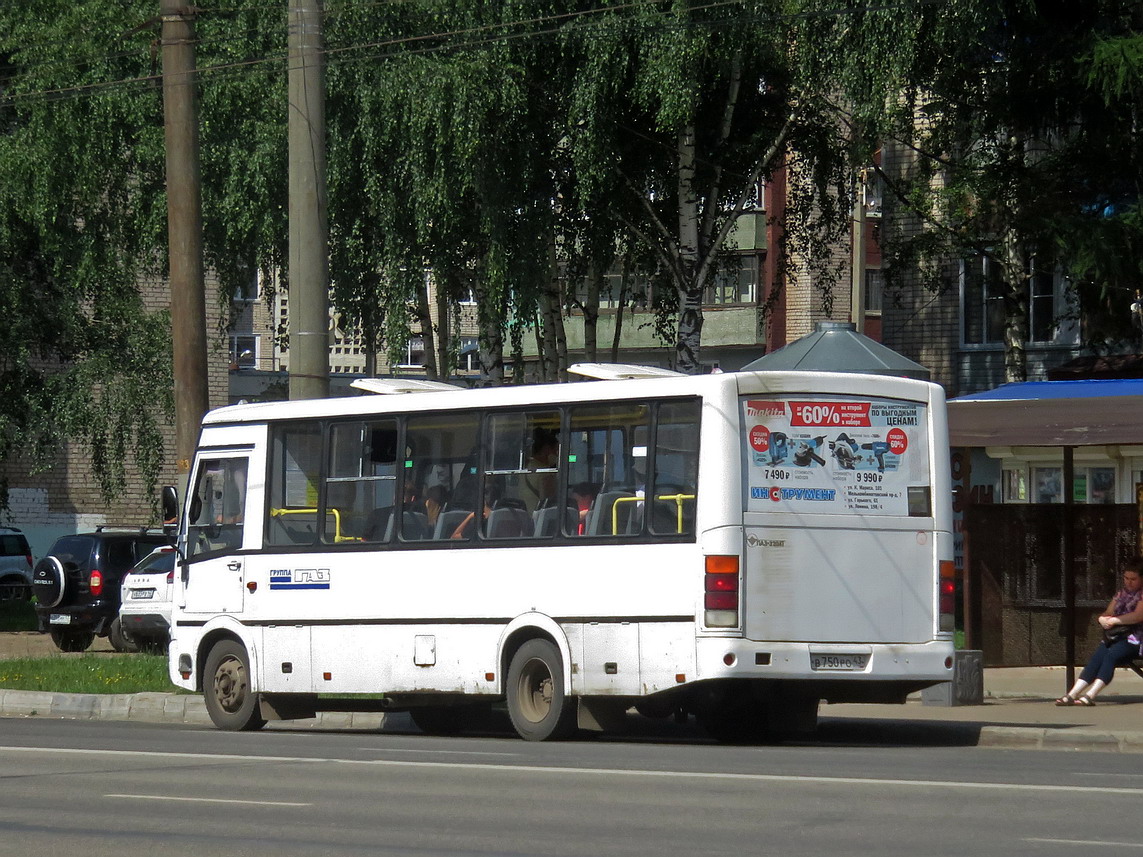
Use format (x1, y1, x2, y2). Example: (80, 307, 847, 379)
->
(4, 631, 1143, 751)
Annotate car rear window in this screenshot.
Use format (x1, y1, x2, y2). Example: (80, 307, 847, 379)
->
(50, 536, 96, 566)
(0, 535, 28, 556)
(133, 550, 176, 574)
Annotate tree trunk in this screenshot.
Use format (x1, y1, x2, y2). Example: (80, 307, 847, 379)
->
(475, 280, 505, 386)
(435, 271, 453, 380)
(582, 260, 601, 363)
(414, 272, 438, 381)
(1000, 230, 1028, 383)
(610, 260, 629, 362)
(675, 124, 704, 374)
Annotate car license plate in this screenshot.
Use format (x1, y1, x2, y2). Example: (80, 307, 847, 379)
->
(810, 653, 868, 671)
(131, 590, 155, 600)
(49, 613, 71, 625)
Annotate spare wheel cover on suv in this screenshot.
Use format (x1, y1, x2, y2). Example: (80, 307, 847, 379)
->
(32, 556, 66, 608)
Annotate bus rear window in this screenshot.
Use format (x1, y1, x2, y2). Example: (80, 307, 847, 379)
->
(740, 395, 931, 516)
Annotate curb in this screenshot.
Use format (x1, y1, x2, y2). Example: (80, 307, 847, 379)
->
(6, 689, 1143, 752)
(0, 689, 412, 731)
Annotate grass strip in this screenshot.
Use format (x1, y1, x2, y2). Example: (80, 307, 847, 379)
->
(0, 601, 37, 632)
(0, 653, 184, 694)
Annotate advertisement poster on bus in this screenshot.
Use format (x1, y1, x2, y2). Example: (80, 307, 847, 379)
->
(741, 396, 930, 516)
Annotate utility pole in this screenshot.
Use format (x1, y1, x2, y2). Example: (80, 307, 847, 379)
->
(287, 0, 330, 400)
(161, 0, 209, 483)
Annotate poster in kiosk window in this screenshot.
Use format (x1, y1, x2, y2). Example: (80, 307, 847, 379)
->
(742, 396, 930, 516)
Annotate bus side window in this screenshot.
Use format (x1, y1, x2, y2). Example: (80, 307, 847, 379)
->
(566, 402, 650, 538)
(267, 423, 323, 547)
(407, 412, 479, 542)
(649, 399, 700, 536)
(327, 419, 398, 543)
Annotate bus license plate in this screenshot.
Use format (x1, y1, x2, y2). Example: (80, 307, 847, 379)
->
(49, 614, 71, 625)
(810, 653, 868, 671)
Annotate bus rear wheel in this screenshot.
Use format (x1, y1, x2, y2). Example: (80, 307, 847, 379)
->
(506, 639, 577, 741)
(203, 639, 266, 731)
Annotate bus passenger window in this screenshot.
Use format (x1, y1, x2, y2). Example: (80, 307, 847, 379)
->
(649, 399, 700, 536)
(406, 412, 479, 542)
(326, 419, 399, 543)
(566, 402, 650, 537)
(267, 423, 323, 546)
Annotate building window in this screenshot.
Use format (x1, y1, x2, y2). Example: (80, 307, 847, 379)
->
(865, 268, 884, 314)
(398, 337, 427, 369)
(703, 255, 757, 305)
(962, 254, 1063, 346)
(229, 335, 258, 370)
(1003, 468, 1028, 502)
(458, 338, 479, 373)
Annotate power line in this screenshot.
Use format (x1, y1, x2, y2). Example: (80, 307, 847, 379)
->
(0, 0, 934, 105)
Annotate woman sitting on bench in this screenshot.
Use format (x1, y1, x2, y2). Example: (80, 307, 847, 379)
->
(1056, 555, 1143, 706)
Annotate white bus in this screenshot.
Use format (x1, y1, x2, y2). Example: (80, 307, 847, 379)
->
(167, 364, 955, 741)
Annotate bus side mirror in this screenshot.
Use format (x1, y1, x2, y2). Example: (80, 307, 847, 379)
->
(161, 485, 179, 542)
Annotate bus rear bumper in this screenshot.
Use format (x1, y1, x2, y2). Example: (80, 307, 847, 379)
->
(694, 638, 955, 687)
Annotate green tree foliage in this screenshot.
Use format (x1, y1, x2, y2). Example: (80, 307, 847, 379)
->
(880, 0, 1143, 378)
(0, 1, 172, 503)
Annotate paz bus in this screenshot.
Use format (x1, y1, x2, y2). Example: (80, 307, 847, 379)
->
(166, 363, 955, 741)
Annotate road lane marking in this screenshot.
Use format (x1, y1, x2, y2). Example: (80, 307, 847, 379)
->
(356, 747, 519, 757)
(1026, 840, 1143, 849)
(105, 794, 310, 807)
(0, 745, 1130, 796)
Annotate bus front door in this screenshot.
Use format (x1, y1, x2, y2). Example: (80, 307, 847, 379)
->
(180, 454, 249, 617)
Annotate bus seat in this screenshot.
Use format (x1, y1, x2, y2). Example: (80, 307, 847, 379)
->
(433, 508, 473, 540)
(533, 504, 578, 537)
(486, 506, 534, 539)
(384, 510, 430, 542)
(362, 506, 393, 542)
(585, 490, 636, 536)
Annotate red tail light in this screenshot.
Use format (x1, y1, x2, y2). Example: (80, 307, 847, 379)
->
(89, 569, 103, 596)
(704, 555, 739, 628)
(166, 570, 175, 583)
(24, 553, 32, 568)
(938, 560, 955, 632)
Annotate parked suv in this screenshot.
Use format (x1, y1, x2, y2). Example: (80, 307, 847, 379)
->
(0, 527, 34, 602)
(118, 547, 176, 652)
(32, 527, 169, 652)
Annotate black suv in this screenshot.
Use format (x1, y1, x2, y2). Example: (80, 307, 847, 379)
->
(32, 527, 169, 652)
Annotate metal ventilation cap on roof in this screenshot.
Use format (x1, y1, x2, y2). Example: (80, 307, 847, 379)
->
(741, 321, 930, 380)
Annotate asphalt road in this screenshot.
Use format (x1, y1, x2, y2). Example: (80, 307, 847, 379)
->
(0, 717, 1137, 857)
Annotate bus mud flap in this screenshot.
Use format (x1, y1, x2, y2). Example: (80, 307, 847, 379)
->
(260, 693, 318, 721)
(577, 697, 628, 732)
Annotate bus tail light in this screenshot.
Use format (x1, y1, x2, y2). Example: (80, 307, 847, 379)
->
(938, 561, 955, 632)
(90, 569, 103, 596)
(705, 555, 739, 628)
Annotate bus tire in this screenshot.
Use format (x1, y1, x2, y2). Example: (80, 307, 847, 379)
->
(506, 639, 577, 741)
(203, 639, 266, 732)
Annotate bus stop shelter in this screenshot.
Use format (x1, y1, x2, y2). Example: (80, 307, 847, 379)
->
(948, 379, 1143, 686)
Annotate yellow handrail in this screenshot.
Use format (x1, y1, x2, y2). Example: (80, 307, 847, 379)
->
(270, 507, 353, 542)
(607, 493, 696, 535)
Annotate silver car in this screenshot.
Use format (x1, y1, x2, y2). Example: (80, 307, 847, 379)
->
(0, 527, 34, 602)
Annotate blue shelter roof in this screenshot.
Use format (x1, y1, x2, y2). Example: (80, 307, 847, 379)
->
(948, 379, 1143, 447)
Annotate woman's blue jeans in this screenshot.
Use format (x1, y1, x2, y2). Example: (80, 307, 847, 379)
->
(1080, 638, 1138, 685)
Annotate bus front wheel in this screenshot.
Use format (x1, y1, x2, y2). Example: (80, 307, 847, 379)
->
(506, 639, 577, 741)
(203, 639, 266, 732)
